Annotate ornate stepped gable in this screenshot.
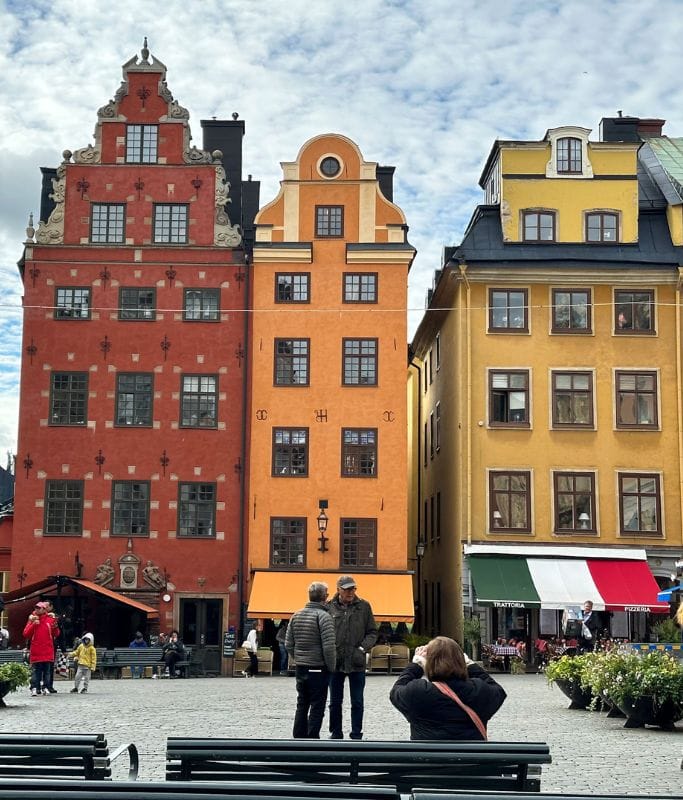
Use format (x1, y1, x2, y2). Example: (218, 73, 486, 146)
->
(35, 38, 240, 247)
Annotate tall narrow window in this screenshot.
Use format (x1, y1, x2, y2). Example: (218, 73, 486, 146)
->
(552, 289, 591, 333)
(275, 273, 310, 303)
(556, 137, 582, 173)
(489, 370, 529, 426)
(153, 204, 188, 244)
(272, 428, 309, 476)
(554, 472, 595, 533)
(615, 371, 658, 428)
(522, 211, 556, 241)
(180, 375, 217, 427)
(91, 204, 125, 243)
(119, 288, 156, 320)
(50, 372, 88, 426)
(274, 339, 309, 385)
(342, 428, 377, 476)
(435, 402, 441, 451)
(271, 518, 306, 567)
(178, 483, 216, 538)
(615, 290, 654, 334)
(126, 124, 158, 163)
(342, 339, 377, 385)
(55, 288, 91, 320)
(316, 205, 343, 237)
(111, 481, 150, 536)
(340, 519, 376, 568)
(552, 371, 594, 427)
(586, 212, 618, 242)
(183, 289, 220, 321)
(429, 412, 435, 458)
(44, 480, 83, 536)
(489, 289, 528, 331)
(116, 373, 153, 426)
(489, 471, 531, 532)
(619, 473, 662, 537)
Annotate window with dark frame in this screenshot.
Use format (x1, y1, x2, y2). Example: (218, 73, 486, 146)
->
(490, 370, 529, 426)
(50, 372, 87, 426)
(423, 500, 428, 540)
(489, 470, 531, 532)
(489, 289, 528, 331)
(316, 205, 343, 237)
(428, 350, 434, 384)
(90, 203, 125, 243)
(435, 402, 441, 451)
(272, 428, 309, 476)
(522, 211, 556, 241)
(436, 491, 441, 540)
(115, 373, 153, 427)
(556, 137, 582, 173)
(552, 371, 594, 427)
(180, 375, 217, 428)
(119, 287, 156, 320)
(619, 473, 662, 537)
(615, 290, 654, 334)
(178, 483, 216, 538)
(341, 428, 377, 476)
(270, 518, 306, 567)
(342, 338, 377, 385)
(340, 518, 376, 568)
(552, 289, 591, 332)
(153, 204, 188, 244)
(125, 124, 158, 163)
(55, 287, 91, 320)
(430, 495, 435, 541)
(435, 333, 441, 370)
(616, 371, 658, 428)
(554, 472, 596, 533)
(44, 480, 83, 536)
(111, 481, 150, 536)
(423, 422, 428, 467)
(586, 212, 618, 242)
(183, 288, 220, 321)
(429, 412, 435, 458)
(274, 339, 309, 385)
(276, 273, 310, 303)
(343, 273, 377, 303)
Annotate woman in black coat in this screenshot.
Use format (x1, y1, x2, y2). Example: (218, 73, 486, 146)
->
(390, 636, 506, 740)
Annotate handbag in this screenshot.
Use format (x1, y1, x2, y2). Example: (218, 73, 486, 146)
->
(433, 681, 488, 740)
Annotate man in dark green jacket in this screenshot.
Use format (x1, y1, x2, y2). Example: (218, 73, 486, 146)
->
(327, 575, 378, 739)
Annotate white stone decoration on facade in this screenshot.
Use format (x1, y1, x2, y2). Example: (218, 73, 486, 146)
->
(214, 164, 241, 247)
(73, 143, 101, 164)
(36, 162, 67, 244)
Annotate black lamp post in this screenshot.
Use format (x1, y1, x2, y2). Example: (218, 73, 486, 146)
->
(415, 540, 425, 631)
(317, 499, 329, 552)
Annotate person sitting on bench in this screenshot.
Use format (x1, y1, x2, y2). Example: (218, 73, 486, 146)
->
(161, 630, 185, 677)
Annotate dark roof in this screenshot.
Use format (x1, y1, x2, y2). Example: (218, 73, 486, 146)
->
(453, 205, 683, 269)
(638, 159, 667, 209)
(0, 466, 13, 504)
(639, 140, 683, 205)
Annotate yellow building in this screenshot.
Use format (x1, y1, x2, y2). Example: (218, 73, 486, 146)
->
(245, 134, 416, 642)
(410, 116, 680, 647)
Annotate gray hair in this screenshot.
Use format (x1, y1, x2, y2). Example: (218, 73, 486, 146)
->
(308, 581, 329, 603)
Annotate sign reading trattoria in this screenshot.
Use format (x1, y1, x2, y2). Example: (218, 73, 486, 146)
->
(493, 602, 527, 608)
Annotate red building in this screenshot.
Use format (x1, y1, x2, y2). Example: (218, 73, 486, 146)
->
(9, 42, 255, 671)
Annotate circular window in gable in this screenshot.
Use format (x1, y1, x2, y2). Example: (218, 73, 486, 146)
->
(319, 156, 341, 178)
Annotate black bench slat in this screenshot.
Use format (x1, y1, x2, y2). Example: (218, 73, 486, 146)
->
(165, 739, 550, 792)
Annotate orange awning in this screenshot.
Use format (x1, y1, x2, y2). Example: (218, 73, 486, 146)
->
(247, 571, 414, 622)
(70, 578, 159, 619)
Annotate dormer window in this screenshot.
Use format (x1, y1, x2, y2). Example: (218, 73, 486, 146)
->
(557, 137, 582, 174)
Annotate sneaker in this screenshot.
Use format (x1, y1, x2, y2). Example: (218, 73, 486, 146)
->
(48, 687, 58, 694)
(42, 688, 49, 695)
(30, 688, 38, 697)
(70, 687, 78, 693)
(329, 733, 343, 740)
(80, 688, 87, 694)
(349, 733, 363, 740)
(241, 670, 249, 678)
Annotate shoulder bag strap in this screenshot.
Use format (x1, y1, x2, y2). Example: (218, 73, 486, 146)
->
(433, 680, 488, 741)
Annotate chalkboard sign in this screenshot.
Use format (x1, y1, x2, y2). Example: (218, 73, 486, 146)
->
(223, 627, 236, 657)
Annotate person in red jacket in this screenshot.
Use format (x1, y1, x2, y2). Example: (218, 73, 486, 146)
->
(22, 601, 60, 696)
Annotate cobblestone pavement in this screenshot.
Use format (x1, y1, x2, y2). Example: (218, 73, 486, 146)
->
(0, 673, 680, 793)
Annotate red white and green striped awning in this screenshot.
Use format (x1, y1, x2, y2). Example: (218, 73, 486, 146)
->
(468, 552, 669, 613)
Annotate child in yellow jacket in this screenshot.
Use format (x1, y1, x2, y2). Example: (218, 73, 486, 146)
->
(69, 633, 96, 694)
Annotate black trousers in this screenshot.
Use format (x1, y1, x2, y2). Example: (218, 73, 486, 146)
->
(293, 666, 329, 738)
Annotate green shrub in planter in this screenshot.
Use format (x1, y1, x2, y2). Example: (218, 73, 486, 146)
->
(652, 617, 681, 643)
(545, 654, 590, 685)
(0, 662, 31, 698)
(600, 651, 683, 711)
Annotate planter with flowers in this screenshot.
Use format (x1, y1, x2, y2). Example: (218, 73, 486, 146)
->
(0, 663, 31, 707)
(545, 653, 595, 709)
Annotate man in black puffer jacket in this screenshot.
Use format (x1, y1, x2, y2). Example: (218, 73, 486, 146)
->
(286, 582, 336, 738)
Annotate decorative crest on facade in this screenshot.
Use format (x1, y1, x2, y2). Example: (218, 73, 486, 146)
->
(214, 164, 242, 247)
(35, 160, 67, 244)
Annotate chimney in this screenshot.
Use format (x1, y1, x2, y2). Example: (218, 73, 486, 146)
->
(637, 118, 665, 138)
(240, 174, 261, 256)
(201, 117, 245, 230)
(377, 165, 395, 202)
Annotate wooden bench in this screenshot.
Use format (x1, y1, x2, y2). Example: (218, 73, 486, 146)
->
(0, 778, 399, 800)
(0, 733, 139, 781)
(68, 648, 111, 679)
(0, 650, 26, 665)
(165, 738, 551, 792)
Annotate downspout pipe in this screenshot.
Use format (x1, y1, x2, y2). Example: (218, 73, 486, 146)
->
(457, 262, 472, 548)
(676, 267, 683, 554)
(238, 251, 251, 639)
(408, 348, 422, 630)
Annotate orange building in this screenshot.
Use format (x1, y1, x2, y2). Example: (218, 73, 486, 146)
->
(245, 134, 416, 644)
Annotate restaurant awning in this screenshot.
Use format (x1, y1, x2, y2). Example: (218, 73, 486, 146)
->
(247, 571, 414, 622)
(1, 575, 159, 619)
(468, 556, 669, 613)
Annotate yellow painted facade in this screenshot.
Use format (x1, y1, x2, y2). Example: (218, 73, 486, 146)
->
(248, 134, 415, 611)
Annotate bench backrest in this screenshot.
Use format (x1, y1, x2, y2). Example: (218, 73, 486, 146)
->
(0, 650, 25, 664)
(0, 733, 108, 780)
(112, 647, 163, 662)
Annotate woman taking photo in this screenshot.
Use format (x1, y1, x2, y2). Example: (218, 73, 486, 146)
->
(390, 636, 506, 740)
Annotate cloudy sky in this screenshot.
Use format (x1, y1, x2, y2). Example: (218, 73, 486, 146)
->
(1, 0, 683, 458)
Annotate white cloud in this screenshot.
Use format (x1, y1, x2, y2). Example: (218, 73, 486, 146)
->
(1, 0, 683, 454)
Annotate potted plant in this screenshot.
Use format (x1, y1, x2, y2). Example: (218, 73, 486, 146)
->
(0, 663, 31, 707)
(652, 617, 681, 643)
(462, 615, 481, 661)
(581, 648, 626, 716)
(545, 654, 594, 709)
